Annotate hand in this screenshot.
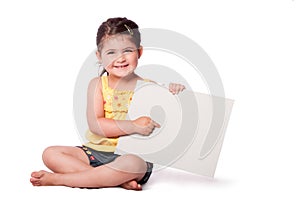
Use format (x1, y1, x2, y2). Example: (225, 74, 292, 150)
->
(169, 83, 185, 95)
(132, 116, 161, 136)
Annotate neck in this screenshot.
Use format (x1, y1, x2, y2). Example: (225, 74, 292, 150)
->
(109, 72, 137, 82)
(107, 73, 141, 90)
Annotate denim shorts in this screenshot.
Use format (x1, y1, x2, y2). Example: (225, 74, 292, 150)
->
(77, 146, 153, 185)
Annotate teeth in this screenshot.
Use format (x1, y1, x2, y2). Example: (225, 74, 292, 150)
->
(115, 65, 127, 68)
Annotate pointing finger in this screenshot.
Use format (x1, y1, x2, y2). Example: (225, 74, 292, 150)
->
(152, 120, 161, 128)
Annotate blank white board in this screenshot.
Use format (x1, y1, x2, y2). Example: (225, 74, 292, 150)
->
(115, 81, 234, 177)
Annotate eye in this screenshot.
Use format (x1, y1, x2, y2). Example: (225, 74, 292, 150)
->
(123, 49, 134, 54)
(106, 51, 115, 55)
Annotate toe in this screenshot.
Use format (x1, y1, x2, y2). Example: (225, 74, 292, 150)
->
(30, 177, 41, 186)
(121, 180, 142, 191)
(31, 170, 47, 178)
(31, 171, 41, 178)
(137, 184, 142, 190)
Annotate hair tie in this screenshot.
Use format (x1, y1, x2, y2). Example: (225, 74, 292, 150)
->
(124, 24, 133, 36)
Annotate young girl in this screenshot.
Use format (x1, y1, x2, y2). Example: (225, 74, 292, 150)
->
(30, 17, 185, 191)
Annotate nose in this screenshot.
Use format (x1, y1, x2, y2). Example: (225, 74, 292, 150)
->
(115, 54, 126, 63)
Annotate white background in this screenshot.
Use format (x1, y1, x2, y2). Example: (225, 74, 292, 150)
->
(0, 0, 299, 199)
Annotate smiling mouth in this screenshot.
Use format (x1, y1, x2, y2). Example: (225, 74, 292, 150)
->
(114, 64, 129, 68)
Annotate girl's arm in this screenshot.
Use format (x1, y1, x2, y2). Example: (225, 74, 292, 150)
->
(153, 81, 185, 94)
(86, 77, 160, 137)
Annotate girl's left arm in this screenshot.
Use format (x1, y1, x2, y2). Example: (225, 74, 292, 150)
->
(151, 80, 185, 94)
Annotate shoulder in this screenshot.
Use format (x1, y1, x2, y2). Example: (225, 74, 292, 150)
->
(88, 76, 103, 92)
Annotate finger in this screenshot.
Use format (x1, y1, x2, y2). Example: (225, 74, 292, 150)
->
(169, 88, 176, 95)
(169, 83, 175, 92)
(174, 84, 181, 94)
(141, 128, 150, 136)
(180, 84, 186, 91)
(152, 120, 161, 128)
(145, 129, 152, 135)
(176, 84, 185, 94)
(143, 132, 150, 136)
(148, 124, 154, 130)
(145, 128, 153, 135)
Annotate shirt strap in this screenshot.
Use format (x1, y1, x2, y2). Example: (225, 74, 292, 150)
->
(101, 76, 108, 90)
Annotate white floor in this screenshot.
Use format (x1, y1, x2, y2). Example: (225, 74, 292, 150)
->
(5, 126, 299, 200)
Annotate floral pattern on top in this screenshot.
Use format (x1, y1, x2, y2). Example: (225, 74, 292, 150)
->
(101, 76, 134, 120)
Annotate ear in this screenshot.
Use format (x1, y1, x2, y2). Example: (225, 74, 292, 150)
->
(137, 46, 143, 59)
(96, 50, 102, 62)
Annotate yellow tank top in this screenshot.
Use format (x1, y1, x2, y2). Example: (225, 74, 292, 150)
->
(84, 76, 137, 152)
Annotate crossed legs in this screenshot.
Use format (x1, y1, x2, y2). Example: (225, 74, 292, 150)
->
(30, 146, 148, 190)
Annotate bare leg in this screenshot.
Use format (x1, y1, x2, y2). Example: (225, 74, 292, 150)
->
(41, 146, 91, 173)
(31, 154, 147, 190)
(30, 145, 92, 187)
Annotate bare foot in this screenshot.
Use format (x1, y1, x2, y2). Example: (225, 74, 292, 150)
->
(30, 170, 56, 186)
(120, 180, 142, 191)
(31, 170, 142, 190)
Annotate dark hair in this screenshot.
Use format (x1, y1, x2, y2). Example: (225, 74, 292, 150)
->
(96, 17, 141, 76)
(96, 17, 141, 51)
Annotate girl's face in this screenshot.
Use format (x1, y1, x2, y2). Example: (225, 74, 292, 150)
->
(97, 34, 142, 78)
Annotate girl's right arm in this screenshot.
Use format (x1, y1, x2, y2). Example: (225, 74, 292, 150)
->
(86, 77, 160, 138)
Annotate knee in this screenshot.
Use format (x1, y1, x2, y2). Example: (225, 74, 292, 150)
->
(42, 146, 60, 164)
(113, 154, 147, 174)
